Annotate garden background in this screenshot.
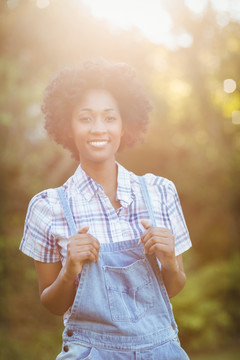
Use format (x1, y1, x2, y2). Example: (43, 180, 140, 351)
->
(0, 0, 240, 359)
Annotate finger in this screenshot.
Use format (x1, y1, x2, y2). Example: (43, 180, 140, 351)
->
(144, 236, 169, 254)
(142, 229, 171, 243)
(77, 227, 101, 249)
(147, 243, 175, 256)
(144, 235, 168, 250)
(138, 220, 152, 244)
(147, 243, 169, 255)
(78, 250, 98, 263)
(78, 226, 89, 234)
(77, 244, 100, 261)
(141, 226, 174, 245)
(141, 219, 152, 229)
(140, 226, 158, 245)
(69, 236, 101, 250)
(69, 244, 99, 262)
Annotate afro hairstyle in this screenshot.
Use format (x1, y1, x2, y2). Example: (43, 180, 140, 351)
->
(41, 58, 153, 160)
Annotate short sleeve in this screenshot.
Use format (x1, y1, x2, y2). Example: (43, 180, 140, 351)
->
(19, 191, 61, 263)
(166, 181, 192, 256)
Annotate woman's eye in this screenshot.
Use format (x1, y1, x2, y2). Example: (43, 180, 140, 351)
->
(106, 116, 116, 122)
(79, 117, 91, 123)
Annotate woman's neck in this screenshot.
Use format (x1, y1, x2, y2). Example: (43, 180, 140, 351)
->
(81, 160, 118, 200)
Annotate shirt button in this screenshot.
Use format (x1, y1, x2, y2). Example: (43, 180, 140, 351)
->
(67, 329, 74, 337)
(63, 345, 69, 352)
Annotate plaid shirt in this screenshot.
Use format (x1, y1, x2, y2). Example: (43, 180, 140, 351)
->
(20, 163, 191, 264)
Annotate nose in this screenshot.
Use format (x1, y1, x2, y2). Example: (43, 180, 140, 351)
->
(90, 118, 107, 134)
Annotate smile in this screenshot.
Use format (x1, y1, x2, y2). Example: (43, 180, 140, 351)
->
(89, 141, 109, 147)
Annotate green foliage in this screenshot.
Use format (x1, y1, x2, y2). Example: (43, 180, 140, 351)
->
(0, 242, 63, 359)
(191, 346, 240, 360)
(172, 255, 240, 353)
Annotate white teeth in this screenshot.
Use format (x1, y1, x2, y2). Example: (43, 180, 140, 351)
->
(89, 141, 108, 147)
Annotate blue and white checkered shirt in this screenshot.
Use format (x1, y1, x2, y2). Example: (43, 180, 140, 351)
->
(20, 162, 191, 264)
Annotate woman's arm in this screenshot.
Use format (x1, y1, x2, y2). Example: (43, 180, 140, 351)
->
(35, 227, 101, 315)
(140, 220, 187, 298)
(35, 260, 77, 315)
(160, 254, 186, 298)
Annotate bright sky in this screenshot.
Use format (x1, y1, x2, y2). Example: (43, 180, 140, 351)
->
(81, 0, 240, 48)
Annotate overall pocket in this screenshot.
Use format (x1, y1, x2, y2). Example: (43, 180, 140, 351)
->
(103, 258, 155, 322)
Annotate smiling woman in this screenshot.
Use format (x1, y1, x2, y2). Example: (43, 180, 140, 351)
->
(20, 58, 191, 360)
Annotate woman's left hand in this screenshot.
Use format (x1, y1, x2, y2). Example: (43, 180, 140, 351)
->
(140, 220, 178, 272)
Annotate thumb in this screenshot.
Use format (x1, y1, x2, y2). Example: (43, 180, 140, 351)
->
(78, 226, 89, 234)
(141, 219, 152, 230)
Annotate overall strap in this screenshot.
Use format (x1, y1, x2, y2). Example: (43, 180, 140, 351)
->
(56, 187, 77, 236)
(139, 176, 157, 227)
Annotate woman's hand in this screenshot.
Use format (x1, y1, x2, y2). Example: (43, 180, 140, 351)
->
(35, 227, 101, 315)
(63, 226, 101, 281)
(140, 220, 178, 272)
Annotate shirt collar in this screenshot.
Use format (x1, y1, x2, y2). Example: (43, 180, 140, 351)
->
(72, 162, 133, 207)
(116, 162, 134, 208)
(73, 165, 100, 202)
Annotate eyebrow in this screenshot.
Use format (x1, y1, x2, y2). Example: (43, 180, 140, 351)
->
(78, 108, 117, 112)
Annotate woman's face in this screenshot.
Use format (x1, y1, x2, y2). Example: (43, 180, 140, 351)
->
(70, 89, 123, 166)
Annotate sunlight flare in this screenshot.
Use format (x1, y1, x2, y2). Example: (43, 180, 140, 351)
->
(82, 0, 172, 44)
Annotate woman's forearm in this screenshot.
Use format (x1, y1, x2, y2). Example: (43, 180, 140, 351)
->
(40, 266, 77, 315)
(161, 262, 186, 298)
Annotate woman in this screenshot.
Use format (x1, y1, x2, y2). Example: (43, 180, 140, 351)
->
(20, 59, 192, 359)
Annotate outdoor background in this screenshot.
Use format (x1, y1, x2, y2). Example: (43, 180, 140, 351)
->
(0, 0, 240, 359)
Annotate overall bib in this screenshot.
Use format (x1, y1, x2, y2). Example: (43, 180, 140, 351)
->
(56, 178, 189, 360)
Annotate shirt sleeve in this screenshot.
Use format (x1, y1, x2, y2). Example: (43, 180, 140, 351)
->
(19, 191, 61, 263)
(166, 181, 192, 256)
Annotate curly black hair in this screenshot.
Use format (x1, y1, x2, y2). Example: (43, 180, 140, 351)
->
(41, 58, 153, 160)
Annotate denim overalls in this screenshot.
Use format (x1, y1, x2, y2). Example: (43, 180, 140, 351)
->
(56, 178, 189, 360)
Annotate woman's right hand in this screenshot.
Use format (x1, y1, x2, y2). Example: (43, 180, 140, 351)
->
(35, 227, 100, 315)
(63, 226, 101, 281)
